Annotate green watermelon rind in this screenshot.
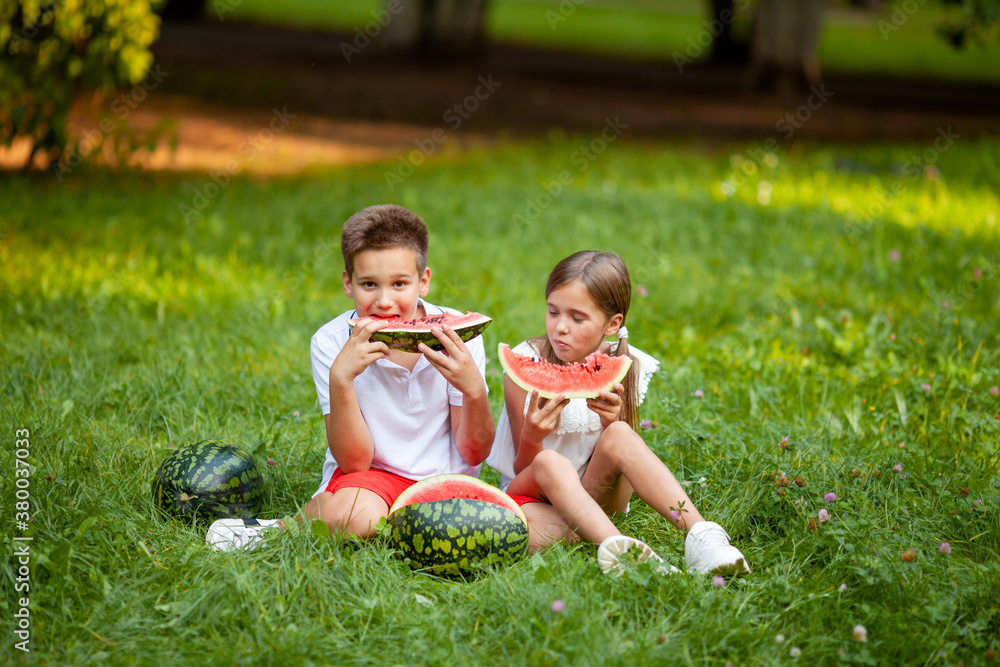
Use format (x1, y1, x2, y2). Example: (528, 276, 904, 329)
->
(348, 312, 492, 353)
(389, 473, 527, 525)
(388, 498, 530, 577)
(151, 441, 265, 524)
(498, 343, 633, 399)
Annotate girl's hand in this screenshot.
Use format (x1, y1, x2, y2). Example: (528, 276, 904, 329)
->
(330, 318, 390, 386)
(521, 390, 569, 444)
(586, 382, 624, 430)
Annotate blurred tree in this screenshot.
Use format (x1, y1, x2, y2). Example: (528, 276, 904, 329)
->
(709, 0, 750, 64)
(159, 0, 205, 21)
(934, 0, 1000, 46)
(741, 0, 998, 92)
(381, 0, 488, 55)
(1, 0, 161, 170)
(748, 0, 824, 93)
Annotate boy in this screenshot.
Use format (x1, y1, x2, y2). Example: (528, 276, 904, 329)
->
(207, 204, 495, 549)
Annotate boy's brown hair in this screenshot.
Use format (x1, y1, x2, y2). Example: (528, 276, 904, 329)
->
(341, 204, 429, 277)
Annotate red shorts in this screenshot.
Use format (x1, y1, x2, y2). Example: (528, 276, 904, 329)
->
(507, 493, 547, 507)
(324, 468, 418, 508)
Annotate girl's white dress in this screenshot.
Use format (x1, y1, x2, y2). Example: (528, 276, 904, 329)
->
(486, 339, 660, 491)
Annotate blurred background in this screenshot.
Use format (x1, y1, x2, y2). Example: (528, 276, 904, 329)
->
(3, 0, 999, 173)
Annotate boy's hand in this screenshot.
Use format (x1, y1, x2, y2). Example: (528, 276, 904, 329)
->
(522, 389, 569, 444)
(418, 325, 485, 398)
(331, 318, 391, 386)
(587, 382, 624, 430)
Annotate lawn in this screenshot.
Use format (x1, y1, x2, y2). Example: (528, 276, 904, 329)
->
(213, 0, 1000, 82)
(2, 134, 999, 665)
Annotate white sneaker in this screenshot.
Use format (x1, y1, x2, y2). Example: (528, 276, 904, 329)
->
(206, 518, 280, 552)
(684, 521, 750, 576)
(597, 535, 681, 577)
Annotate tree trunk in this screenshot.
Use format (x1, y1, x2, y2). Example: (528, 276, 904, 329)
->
(381, 0, 487, 56)
(750, 0, 823, 93)
(710, 0, 748, 65)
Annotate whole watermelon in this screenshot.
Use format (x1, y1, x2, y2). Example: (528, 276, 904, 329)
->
(151, 441, 265, 523)
(388, 497, 529, 577)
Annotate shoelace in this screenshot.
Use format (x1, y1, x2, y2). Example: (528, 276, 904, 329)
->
(693, 524, 731, 546)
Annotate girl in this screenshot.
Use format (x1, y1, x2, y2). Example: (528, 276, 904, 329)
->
(487, 251, 749, 577)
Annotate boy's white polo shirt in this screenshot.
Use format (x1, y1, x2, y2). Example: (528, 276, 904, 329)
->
(309, 299, 487, 497)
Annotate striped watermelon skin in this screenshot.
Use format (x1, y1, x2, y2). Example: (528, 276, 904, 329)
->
(349, 312, 492, 353)
(151, 441, 265, 523)
(389, 498, 529, 577)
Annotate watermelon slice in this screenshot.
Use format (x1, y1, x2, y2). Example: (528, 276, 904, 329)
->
(347, 311, 491, 353)
(498, 342, 632, 399)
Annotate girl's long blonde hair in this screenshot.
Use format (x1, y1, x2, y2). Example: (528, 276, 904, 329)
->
(531, 251, 640, 430)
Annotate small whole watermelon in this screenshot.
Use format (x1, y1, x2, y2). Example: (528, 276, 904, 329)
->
(388, 475, 529, 577)
(151, 440, 265, 523)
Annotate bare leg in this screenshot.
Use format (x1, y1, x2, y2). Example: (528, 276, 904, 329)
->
(519, 502, 578, 552)
(207, 486, 388, 551)
(581, 422, 706, 531)
(507, 449, 622, 545)
(300, 488, 389, 538)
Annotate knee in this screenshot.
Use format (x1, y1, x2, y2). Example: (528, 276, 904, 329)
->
(596, 421, 643, 462)
(340, 511, 381, 538)
(309, 493, 382, 538)
(326, 506, 381, 538)
(533, 449, 576, 486)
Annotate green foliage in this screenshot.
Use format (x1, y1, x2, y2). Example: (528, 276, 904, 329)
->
(1, 137, 999, 664)
(0, 0, 161, 167)
(938, 0, 1000, 46)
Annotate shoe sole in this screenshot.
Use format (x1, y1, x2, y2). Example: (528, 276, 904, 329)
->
(709, 558, 749, 577)
(597, 536, 666, 577)
(206, 519, 274, 551)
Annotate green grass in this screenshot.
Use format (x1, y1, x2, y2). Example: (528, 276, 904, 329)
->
(2, 135, 1000, 665)
(213, 0, 1000, 82)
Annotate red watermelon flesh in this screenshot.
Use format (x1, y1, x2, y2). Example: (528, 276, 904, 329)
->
(347, 311, 491, 353)
(498, 343, 633, 400)
(390, 474, 526, 524)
